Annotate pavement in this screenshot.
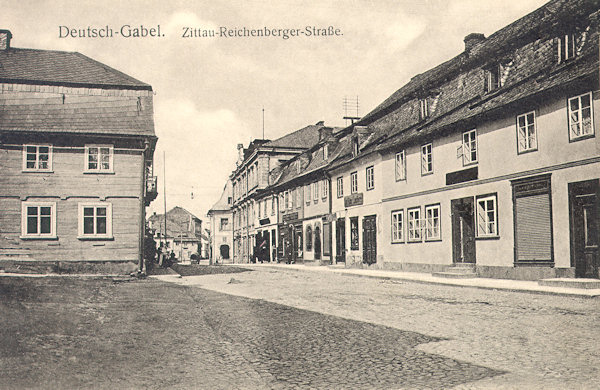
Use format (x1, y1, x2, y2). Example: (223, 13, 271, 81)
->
(209, 262, 600, 298)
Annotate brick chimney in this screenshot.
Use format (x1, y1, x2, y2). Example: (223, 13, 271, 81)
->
(463, 33, 485, 52)
(0, 30, 12, 50)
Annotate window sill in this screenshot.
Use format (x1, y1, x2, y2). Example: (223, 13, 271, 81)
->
(476, 235, 500, 240)
(20, 235, 58, 240)
(517, 148, 538, 155)
(425, 238, 442, 242)
(366, 188, 374, 191)
(421, 171, 433, 177)
(391, 240, 405, 245)
(407, 239, 423, 244)
(569, 134, 595, 143)
(77, 236, 114, 241)
(395, 178, 407, 183)
(83, 171, 115, 175)
(462, 161, 478, 168)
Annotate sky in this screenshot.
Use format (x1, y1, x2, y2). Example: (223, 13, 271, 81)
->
(2, 0, 549, 223)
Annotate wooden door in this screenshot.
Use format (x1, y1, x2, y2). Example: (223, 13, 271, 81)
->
(336, 218, 346, 263)
(570, 180, 599, 278)
(451, 197, 476, 263)
(362, 215, 377, 265)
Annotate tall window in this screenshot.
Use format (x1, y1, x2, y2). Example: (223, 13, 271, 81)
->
(395, 151, 406, 181)
(337, 176, 344, 198)
(323, 144, 329, 160)
(407, 207, 422, 242)
(285, 191, 290, 210)
(517, 112, 537, 153)
(78, 203, 112, 239)
(263, 199, 267, 216)
(351, 171, 358, 194)
(558, 27, 588, 63)
(322, 179, 328, 200)
(352, 136, 359, 157)
(271, 197, 275, 216)
(419, 98, 429, 120)
(291, 190, 296, 209)
(312, 182, 318, 202)
(568, 92, 594, 141)
(305, 225, 313, 251)
(21, 202, 56, 238)
(476, 195, 497, 237)
(462, 129, 477, 165)
(23, 145, 52, 171)
(484, 64, 503, 92)
(350, 217, 359, 250)
(85, 145, 113, 172)
(421, 143, 433, 175)
(391, 210, 404, 243)
(366, 166, 374, 190)
(425, 204, 441, 241)
(297, 188, 302, 209)
(305, 184, 311, 204)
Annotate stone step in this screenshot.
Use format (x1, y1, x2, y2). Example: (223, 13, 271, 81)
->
(538, 278, 600, 289)
(432, 271, 478, 279)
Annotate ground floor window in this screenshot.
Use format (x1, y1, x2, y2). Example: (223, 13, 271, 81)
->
(350, 217, 359, 250)
(21, 202, 56, 238)
(408, 207, 422, 242)
(78, 202, 113, 239)
(391, 210, 404, 243)
(306, 225, 313, 251)
(425, 204, 441, 241)
(476, 195, 497, 237)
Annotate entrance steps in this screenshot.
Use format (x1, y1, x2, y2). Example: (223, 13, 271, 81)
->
(538, 278, 600, 289)
(432, 264, 478, 279)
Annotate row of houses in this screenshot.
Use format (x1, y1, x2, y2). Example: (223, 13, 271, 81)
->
(209, 0, 600, 280)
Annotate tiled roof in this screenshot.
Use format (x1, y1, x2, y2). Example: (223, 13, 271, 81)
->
(0, 48, 151, 90)
(264, 122, 325, 149)
(148, 207, 202, 239)
(208, 181, 232, 213)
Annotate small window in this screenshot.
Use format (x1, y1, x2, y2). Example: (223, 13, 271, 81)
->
(407, 207, 422, 242)
(568, 92, 594, 141)
(421, 143, 433, 175)
(21, 202, 56, 238)
(395, 151, 406, 181)
(366, 166, 374, 191)
(337, 176, 344, 198)
(425, 204, 441, 241)
(227, 197, 232, 205)
(558, 27, 588, 63)
(78, 202, 112, 239)
(23, 145, 52, 172)
(85, 145, 113, 172)
(391, 210, 404, 243)
(306, 225, 313, 251)
(322, 180, 328, 200)
(350, 171, 358, 194)
(312, 182, 318, 202)
(484, 64, 502, 92)
(220, 218, 229, 231)
(517, 111, 537, 153)
(350, 217, 359, 250)
(352, 137, 359, 157)
(462, 129, 477, 165)
(476, 195, 498, 237)
(323, 144, 329, 160)
(419, 98, 429, 120)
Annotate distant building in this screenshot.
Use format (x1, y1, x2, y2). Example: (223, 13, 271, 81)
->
(148, 207, 202, 262)
(0, 29, 157, 270)
(207, 180, 233, 263)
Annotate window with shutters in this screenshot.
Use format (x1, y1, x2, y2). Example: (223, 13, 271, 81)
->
(337, 176, 344, 198)
(395, 150, 406, 181)
(476, 195, 497, 238)
(517, 111, 537, 153)
(391, 210, 404, 243)
(511, 174, 553, 266)
(568, 92, 594, 141)
(462, 130, 477, 165)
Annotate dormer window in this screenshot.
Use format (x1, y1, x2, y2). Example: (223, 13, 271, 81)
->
(352, 136, 359, 157)
(323, 144, 329, 160)
(419, 98, 429, 120)
(558, 26, 588, 63)
(484, 64, 502, 92)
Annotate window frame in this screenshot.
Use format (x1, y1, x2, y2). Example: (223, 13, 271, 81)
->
(323, 144, 329, 160)
(305, 184, 311, 204)
(22, 144, 53, 172)
(337, 176, 344, 198)
(366, 166, 374, 191)
(407, 207, 422, 242)
(419, 98, 429, 120)
(312, 182, 319, 203)
(21, 201, 57, 239)
(516, 111, 538, 154)
(350, 216, 359, 250)
(78, 202, 113, 240)
(462, 129, 478, 166)
(350, 171, 358, 194)
(424, 203, 441, 241)
(421, 143, 433, 176)
(305, 225, 313, 252)
(84, 144, 114, 173)
(322, 179, 328, 200)
(568, 92, 594, 142)
(391, 209, 404, 244)
(476, 194, 498, 238)
(395, 150, 406, 182)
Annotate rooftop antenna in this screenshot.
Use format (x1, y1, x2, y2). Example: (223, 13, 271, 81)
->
(262, 107, 265, 140)
(343, 96, 360, 126)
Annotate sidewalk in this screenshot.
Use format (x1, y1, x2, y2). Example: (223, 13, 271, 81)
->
(233, 263, 600, 298)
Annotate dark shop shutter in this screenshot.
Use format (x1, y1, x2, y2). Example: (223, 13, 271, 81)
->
(515, 193, 552, 261)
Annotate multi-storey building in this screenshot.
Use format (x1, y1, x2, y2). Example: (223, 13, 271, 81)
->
(148, 207, 202, 262)
(207, 180, 233, 263)
(329, 0, 600, 279)
(0, 30, 157, 272)
(230, 122, 327, 263)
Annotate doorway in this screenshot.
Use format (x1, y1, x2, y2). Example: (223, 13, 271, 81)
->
(362, 215, 377, 265)
(569, 179, 599, 278)
(336, 218, 346, 263)
(451, 197, 476, 263)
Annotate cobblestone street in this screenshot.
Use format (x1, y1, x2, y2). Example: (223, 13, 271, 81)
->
(160, 266, 600, 389)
